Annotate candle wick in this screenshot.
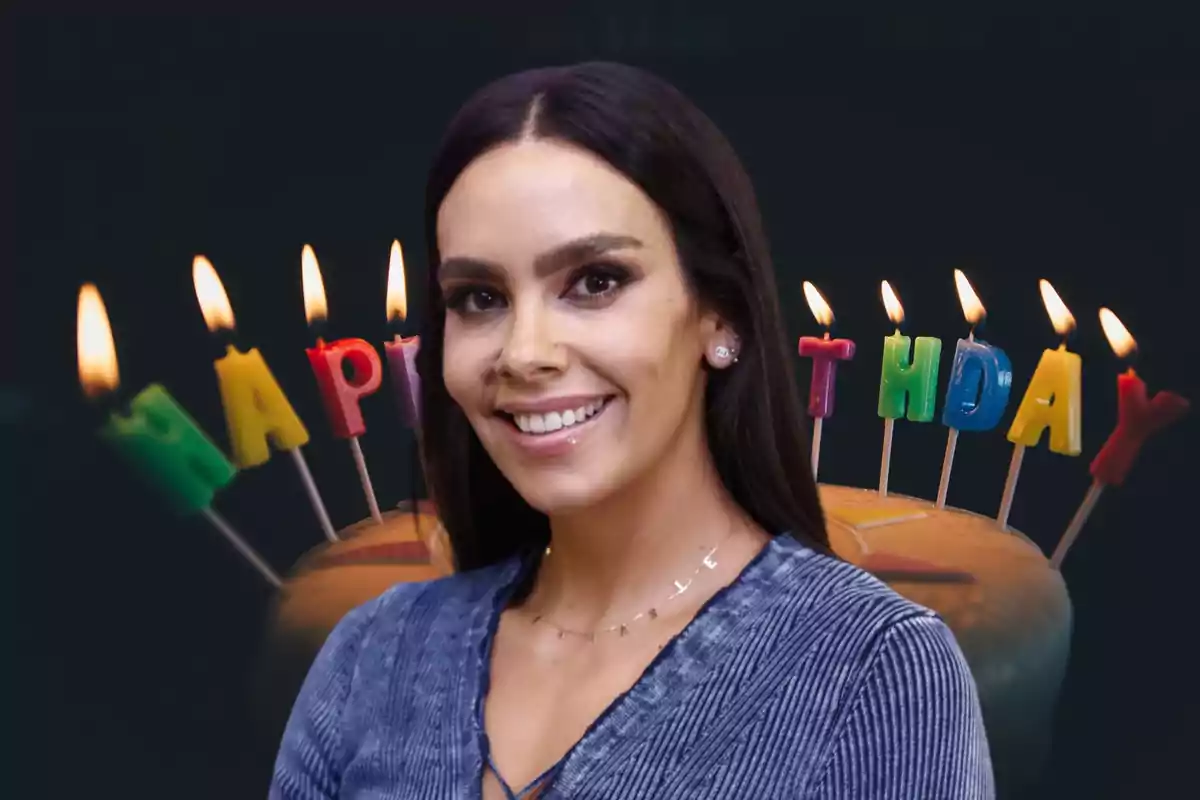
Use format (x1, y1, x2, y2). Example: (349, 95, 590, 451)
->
(823, 331, 831, 341)
(968, 328, 975, 342)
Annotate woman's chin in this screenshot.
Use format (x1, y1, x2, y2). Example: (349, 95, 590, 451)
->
(509, 470, 622, 517)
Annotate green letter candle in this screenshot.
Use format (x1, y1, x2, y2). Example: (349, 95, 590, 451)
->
(101, 384, 238, 514)
(878, 333, 943, 422)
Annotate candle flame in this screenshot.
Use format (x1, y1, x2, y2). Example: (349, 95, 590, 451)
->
(880, 280, 905, 327)
(953, 269, 987, 326)
(192, 255, 236, 333)
(1038, 279, 1076, 337)
(301, 244, 328, 325)
(1098, 307, 1138, 359)
(77, 283, 120, 398)
(386, 239, 408, 322)
(802, 281, 834, 328)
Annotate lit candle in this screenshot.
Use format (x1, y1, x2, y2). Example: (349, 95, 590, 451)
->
(877, 280, 942, 497)
(383, 240, 421, 429)
(191, 255, 338, 542)
(1050, 308, 1190, 568)
(797, 280, 855, 480)
(301, 244, 384, 523)
(76, 283, 280, 587)
(996, 279, 1081, 530)
(935, 270, 1013, 508)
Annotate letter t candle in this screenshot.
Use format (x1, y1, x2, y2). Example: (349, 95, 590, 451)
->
(301, 245, 385, 523)
(1050, 308, 1189, 568)
(797, 281, 855, 480)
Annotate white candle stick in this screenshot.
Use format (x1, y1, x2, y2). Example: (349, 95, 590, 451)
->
(348, 436, 383, 524)
(288, 447, 338, 542)
(810, 417, 823, 480)
(200, 507, 282, 588)
(935, 427, 960, 509)
(878, 418, 895, 497)
(996, 443, 1026, 531)
(1050, 481, 1105, 569)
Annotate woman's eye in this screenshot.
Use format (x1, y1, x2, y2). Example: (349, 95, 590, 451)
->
(565, 264, 630, 303)
(444, 286, 506, 315)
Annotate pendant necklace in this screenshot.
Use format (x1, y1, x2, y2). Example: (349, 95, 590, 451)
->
(528, 526, 737, 642)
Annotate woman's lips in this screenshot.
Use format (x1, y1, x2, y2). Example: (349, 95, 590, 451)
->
(496, 396, 615, 457)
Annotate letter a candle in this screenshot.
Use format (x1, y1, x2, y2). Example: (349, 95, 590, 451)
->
(797, 280, 855, 480)
(301, 244, 385, 523)
(76, 283, 281, 587)
(191, 255, 338, 542)
(935, 270, 1013, 508)
(996, 279, 1082, 531)
(1049, 308, 1189, 568)
(877, 280, 942, 497)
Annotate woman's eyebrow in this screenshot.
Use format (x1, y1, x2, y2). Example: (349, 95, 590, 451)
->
(437, 232, 643, 282)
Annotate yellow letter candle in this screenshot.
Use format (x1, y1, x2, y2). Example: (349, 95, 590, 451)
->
(997, 279, 1081, 530)
(213, 345, 310, 468)
(192, 256, 337, 542)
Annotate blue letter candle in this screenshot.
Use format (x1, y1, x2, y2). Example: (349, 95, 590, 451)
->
(942, 337, 1013, 431)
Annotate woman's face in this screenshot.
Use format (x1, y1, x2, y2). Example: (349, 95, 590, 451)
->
(436, 139, 726, 514)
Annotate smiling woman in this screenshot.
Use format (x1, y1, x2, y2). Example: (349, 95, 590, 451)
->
(270, 62, 995, 799)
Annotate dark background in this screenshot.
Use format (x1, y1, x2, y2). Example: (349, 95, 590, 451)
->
(11, 8, 1200, 799)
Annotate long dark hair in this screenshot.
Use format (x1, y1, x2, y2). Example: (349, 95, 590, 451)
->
(418, 62, 829, 572)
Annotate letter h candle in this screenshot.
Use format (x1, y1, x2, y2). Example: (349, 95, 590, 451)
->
(877, 281, 942, 497)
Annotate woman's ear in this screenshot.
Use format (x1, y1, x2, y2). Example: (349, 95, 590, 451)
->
(703, 318, 741, 369)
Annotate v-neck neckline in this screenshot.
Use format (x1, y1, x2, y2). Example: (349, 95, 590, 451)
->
(467, 534, 791, 799)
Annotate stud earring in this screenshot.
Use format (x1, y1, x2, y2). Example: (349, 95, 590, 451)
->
(714, 345, 732, 361)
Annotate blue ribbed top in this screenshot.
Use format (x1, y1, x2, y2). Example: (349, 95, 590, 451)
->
(270, 533, 994, 798)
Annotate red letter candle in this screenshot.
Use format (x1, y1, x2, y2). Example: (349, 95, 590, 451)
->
(798, 281, 853, 479)
(1090, 308, 1190, 486)
(301, 244, 383, 439)
(797, 335, 856, 418)
(1050, 307, 1190, 569)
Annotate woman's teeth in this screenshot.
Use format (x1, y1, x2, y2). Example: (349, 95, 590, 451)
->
(513, 399, 607, 435)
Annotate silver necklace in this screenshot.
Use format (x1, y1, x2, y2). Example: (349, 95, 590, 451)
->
(528, 529, 736, 642)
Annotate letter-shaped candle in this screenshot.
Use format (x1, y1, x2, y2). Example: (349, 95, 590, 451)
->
(193, 255, 337, 542)
(301, 245, 383, 440)
(384, 240, 422, 429)
(1005, 281, 1082, 456)
(934, 270, 1013, 508)
(798, 281, 853, 479)
(997, 279, 1081, 530)
(77, 283, 279, 586)
(876, 281, 941, 496)
(1050, 308, 1190, 568)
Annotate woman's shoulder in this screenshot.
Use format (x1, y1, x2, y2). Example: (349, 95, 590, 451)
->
(756, 533, 948, 644)
(342, 556, 522, 641)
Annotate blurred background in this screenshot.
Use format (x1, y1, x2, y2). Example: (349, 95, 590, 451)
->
(11, 7, 1199, 798)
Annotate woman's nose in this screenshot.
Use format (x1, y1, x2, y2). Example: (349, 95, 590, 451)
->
(496, 302, 567, 381)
